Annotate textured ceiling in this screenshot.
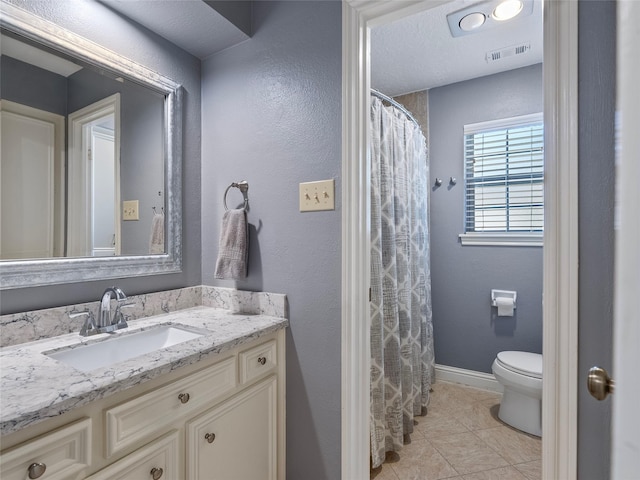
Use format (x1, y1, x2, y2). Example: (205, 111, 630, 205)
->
(371, 0, 543, 96)
(84, 0, 540, 91)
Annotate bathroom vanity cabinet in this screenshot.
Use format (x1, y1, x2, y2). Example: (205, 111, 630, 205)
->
(0, 330, 285, 480)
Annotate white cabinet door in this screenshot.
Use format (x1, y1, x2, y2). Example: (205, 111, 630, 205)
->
(187, 376, 277, 480)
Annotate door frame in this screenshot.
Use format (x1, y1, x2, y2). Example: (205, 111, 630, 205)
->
(340, 1, 579, 479)
(67, 93, 121, 257)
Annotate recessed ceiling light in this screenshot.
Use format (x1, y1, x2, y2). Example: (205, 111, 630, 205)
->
(459, 12, 486, 32)
(492, 0, 524, 21)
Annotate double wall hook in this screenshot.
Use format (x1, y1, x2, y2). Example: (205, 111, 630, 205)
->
(434, 177, 458, 188)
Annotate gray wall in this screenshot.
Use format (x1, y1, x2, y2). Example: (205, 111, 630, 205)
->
(577, 1, 616, 478)
(428, 64, 544, 373)
(1, 56, 67, 115)
(0, 0, 202, 313)
(200, 2, 342, 478)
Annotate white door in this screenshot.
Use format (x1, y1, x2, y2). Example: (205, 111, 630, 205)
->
(611, 1, 640, 476)
(0, 107, 55, 259)
(90, 125, 117, 256)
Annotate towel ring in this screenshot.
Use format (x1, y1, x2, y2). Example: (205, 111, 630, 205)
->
(223, 181, 250, 211)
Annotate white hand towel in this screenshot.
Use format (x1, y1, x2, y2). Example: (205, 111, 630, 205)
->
(149, 212, 165, 254)
(214, 209, 249, 279)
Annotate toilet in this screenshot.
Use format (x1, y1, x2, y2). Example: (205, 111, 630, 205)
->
(492, 351, 542, 437)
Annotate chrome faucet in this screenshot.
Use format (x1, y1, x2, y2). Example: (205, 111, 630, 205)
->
(99, 286, 127, 329)
(77, 287, 132, 336)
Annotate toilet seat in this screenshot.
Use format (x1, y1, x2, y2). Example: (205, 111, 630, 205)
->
(496, 351, 542, 379)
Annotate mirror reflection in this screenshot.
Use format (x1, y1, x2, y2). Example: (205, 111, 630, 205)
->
(0, 31, 166, 260)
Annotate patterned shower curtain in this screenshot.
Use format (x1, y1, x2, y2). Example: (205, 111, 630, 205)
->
(369, 95, 434, 469)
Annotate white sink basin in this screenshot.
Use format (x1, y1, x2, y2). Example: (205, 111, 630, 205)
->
(46, 325, 204, 372)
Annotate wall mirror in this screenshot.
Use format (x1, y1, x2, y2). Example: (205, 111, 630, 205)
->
(0, 2, 183, 289)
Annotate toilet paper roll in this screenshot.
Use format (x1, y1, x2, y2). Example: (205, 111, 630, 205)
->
(496, 297, 514, 317)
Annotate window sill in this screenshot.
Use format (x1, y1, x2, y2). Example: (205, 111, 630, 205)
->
(459, 233, 543, 247)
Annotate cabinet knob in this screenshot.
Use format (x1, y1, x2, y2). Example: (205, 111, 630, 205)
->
(257, 356, 267, 366)
(205, 432, 216, 444)
(27, 462, 47, 479)
(178, 393, 190, 404)
(150, 467, 164, 480)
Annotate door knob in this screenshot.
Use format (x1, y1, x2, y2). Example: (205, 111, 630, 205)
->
(587, 366, 614, 401)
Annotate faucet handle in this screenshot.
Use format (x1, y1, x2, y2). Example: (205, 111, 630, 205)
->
(113, 302, 135, 328)
(71, 310, 98, 337)
(115, 302, 135, 313)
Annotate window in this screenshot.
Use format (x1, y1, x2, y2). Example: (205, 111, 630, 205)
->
(460, 113, 544, 246)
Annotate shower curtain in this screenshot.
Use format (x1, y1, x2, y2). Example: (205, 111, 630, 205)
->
(369, 95, 434, 469)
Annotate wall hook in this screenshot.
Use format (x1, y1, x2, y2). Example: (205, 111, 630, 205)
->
(434, 178, 443, 187)
(449, 177, 457, 186)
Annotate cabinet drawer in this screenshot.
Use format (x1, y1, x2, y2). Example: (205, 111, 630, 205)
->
(86, 431, 179, 480)
(0, 418, 91, 480)
(105, 356, 236, 457)
(239, 339, 277, 384)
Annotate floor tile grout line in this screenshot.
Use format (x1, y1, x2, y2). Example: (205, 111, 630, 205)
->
(467, 428, 516, 467)
(372, 382, 541, 479)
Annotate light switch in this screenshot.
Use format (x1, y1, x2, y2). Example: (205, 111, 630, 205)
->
(299, 179, 335, 212)
(123, 200, 139, 221)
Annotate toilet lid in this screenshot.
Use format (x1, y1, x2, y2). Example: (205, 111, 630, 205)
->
(496, 351, 542, 379)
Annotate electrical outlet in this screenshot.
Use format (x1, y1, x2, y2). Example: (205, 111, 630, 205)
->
(123, 200, 139, 221)
(299, 179, 335, 212)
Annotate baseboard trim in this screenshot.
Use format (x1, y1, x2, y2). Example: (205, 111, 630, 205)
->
(435, 364, 503, 393)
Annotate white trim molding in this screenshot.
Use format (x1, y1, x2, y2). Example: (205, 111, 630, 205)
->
(542, 1, 578, 479)
(459, 233, 543, 247)
(341, 3, 370, 479)
(435, 364, 503, 394)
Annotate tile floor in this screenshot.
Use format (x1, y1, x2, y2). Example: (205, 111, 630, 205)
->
(370, 381, 541, 480)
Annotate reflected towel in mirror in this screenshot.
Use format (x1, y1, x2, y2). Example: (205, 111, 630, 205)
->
(149, 212, 165, 254)
(215, 209, 249, 279)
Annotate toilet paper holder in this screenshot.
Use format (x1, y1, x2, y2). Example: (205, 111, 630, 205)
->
(491, 289, 517, 308)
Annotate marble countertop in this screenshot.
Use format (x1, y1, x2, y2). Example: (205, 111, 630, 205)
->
(0, 306, 288, 436)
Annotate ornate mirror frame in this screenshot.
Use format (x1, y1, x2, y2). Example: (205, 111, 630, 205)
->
(0, 1, 183, 289)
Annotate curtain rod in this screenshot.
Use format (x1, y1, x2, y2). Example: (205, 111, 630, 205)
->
(370, 88, 421, 128)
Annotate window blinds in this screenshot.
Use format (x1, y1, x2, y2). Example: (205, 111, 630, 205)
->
(464, 114, 544, 233)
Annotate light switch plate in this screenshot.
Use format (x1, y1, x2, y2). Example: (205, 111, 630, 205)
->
(123, 200, 139, 221)
(299, 179, 335, 212)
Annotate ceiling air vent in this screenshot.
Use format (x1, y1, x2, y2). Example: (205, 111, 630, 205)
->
(486, 43, 531, 63)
